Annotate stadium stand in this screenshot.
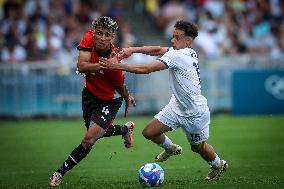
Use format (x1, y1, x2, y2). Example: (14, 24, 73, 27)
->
(0, 0, 283, 117)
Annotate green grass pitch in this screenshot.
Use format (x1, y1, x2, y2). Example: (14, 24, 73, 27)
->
(0, 115, 284, 189)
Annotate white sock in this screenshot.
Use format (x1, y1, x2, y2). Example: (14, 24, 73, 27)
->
(159, 135, 174, 150)
(208, 153, 221, 169)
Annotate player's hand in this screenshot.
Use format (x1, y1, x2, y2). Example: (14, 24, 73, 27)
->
(99, 57, 119, 69)
(124, 95, 136, 117)
(117, 48, 133, 60)
(129, 95, 136, 107)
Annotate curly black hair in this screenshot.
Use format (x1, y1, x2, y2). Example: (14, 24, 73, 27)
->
(174, 20, 198, 39)
(92, 16, 118, 33)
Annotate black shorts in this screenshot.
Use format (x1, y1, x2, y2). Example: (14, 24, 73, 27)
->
(82, 87, 122, 130)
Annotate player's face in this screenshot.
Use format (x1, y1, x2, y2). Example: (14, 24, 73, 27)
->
(171, 29, 191, 50)
(94, 26, 115, 51)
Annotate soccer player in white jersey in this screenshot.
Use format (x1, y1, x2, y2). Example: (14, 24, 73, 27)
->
(99, 20, 228, 180)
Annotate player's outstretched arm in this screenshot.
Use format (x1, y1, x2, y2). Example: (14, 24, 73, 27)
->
(77, 51, 103, 73)
(99, 57, 167, 74)
(118, 46, 168, 60)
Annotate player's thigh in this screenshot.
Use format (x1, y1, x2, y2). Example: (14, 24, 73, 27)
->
(184, 126, 209, 145)
(93, 101, 122, 129)
(154, 101, 180, 131)
(143, 118, 173, 137)
(84, 123, 106, 142)
(180, 107, 210, 145)
(81, 88, 122, 130)
(90, 99, 122, 130)
(82, 88, 96, 128)
(82, 99, 122, 145)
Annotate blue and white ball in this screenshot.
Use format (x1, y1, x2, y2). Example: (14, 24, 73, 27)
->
(138, 163, 164, 187)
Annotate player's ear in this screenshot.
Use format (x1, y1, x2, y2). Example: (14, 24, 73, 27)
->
(186, 37, 193, 47)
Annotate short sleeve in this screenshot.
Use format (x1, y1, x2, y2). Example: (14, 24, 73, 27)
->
(158, 47, 177, 69)
(77, 31, 94, 52)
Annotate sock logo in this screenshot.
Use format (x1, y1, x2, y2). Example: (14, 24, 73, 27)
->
(64, 162, 69, 168)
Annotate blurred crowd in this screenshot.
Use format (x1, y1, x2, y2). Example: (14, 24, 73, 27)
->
(142, 0, 284, 59)
(1, 0, 284, 64)
(0, 0, 136, 64)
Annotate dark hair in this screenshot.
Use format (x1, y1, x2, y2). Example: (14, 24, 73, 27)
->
(92, 16, 118, 33)
(174, 20, 198, 39)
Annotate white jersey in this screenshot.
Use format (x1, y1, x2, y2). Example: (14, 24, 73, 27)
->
(158, 47, 208, 116)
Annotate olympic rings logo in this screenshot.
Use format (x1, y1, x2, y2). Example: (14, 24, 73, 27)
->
(264, 75, 284, 100)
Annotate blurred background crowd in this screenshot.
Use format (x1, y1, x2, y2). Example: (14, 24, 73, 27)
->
(142, 0, 284, 59)
(0, 0, 284, 117)
(0, 0, 137, 64)
(0, 0, 284, 62)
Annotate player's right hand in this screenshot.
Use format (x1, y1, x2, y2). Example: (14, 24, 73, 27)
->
(117, 48, 133, 60)
(99, 57, 119, 70)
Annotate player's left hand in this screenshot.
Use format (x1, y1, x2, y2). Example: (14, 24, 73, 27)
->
(129, 95, 136, 107)
(124, 95, 136, 117)
(99, 57, 119, 69)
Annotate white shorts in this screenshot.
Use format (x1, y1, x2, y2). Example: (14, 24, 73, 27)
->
(154, 101, 210, 145)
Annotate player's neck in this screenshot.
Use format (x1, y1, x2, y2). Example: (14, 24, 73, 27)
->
(95, 47, 112, 58)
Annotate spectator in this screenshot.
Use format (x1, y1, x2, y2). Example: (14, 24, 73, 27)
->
(140, 0, 284, 58)
(25, 26, 47, 61)
(1, 42, 26, 63)
(120, 22, 137, 48)
(1, 0, 284, 62)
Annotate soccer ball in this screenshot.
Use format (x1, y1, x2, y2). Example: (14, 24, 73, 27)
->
(138, 163, 164, 187)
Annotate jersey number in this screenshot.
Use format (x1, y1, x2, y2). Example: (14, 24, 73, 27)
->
(190, 52, 201, 83)
(193, 62, 201, 83)
(190, 133, 201, 143)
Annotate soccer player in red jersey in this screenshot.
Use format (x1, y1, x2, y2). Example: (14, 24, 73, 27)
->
(48, 16, 136, 187)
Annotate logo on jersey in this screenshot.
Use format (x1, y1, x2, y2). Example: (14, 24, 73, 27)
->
(101, 116, 106, 121)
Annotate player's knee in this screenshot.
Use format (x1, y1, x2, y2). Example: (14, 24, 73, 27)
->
(82, 141, 91, 149)
(82, 137, 97, 149)
(190, 144, 199, 153)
